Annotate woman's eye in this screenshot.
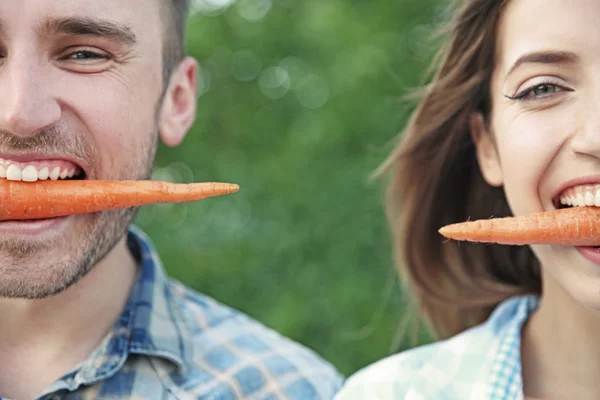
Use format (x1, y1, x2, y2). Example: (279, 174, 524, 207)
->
(531, 84, 559, 97)
(508, 82, 568, 101)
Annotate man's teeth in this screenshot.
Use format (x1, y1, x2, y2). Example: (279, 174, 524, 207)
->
(0, 165, 77, 182)
(560, 185, 600, 207)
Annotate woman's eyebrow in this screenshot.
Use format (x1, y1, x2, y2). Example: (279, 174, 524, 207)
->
(37, 15, 138, 47)
(504, 50, 579, 81)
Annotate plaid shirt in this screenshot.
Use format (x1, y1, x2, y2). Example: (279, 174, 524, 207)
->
(21, 225, 343, 400)
(334, 295, 540, 400)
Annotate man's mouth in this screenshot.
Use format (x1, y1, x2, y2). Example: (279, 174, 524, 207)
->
(0, 157, 86, 182)
(0, 156, 87, 227)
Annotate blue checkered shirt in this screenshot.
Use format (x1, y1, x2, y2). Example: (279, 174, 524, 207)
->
(334, 295, 540, 400)
(19, 226, 343, 400)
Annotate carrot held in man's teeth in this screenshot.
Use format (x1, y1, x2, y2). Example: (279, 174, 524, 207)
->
(0, 179, 239, 220)
(438, 206, 600, 246)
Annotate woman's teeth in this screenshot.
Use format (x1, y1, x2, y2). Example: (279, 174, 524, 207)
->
(560, 184, 600, 207)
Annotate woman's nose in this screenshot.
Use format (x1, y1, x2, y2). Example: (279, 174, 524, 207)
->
(571, 102, 600, 158)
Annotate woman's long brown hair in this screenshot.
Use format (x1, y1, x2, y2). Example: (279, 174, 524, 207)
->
(379, 0, 541, 340)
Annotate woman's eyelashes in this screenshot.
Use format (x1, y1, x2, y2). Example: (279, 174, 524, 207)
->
(504, 78, 574, 102)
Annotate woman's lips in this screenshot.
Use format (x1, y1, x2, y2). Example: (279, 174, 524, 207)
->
(577, 246, 600, 266)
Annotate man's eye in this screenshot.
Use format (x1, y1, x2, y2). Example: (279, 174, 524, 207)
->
(65, 51, 108, 60)
(57, 48, 114, 73)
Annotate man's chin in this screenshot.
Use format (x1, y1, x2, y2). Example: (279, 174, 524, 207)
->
(0, 207, 136, 300)
(0, 259, 89, 300)
(0, 213, 111, 299)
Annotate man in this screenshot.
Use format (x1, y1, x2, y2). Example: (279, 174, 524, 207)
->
(0, 1, 343, 399)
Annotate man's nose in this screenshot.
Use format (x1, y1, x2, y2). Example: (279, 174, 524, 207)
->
(0, 59, 61, 137)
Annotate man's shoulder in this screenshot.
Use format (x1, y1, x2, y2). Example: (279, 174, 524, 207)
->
(334, 295, 537, 400)
(163, 278, 344, 399)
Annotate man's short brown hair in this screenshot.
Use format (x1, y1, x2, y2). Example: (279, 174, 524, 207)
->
(163, 0, 190, 85)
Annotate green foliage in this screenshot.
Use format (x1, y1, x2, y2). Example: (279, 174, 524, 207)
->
(135, 0, 445, 377)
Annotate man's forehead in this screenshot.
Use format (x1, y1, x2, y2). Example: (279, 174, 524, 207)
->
(0, 0, 162, 36)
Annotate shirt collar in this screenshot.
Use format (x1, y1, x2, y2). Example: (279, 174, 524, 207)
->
(67, 225, 191, 388)
(124, 225, 191, 366)
(488, 294, 539, 400)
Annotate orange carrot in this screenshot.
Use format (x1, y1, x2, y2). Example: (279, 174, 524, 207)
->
(0, 179, 239, 220)
(438, 206, 600, 246)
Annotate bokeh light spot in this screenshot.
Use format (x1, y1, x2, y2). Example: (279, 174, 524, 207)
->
(259, 66, 290, 99)
(231, 50, 263, 82)
(191, 0, 236, 16)
(236, 0, 273, 22)
(296, 74, 329, 109)
(279, 56, 312, 90)
(196, 64, 212, 97)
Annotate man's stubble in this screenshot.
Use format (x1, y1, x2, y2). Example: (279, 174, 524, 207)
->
(0, 126, 159, 300)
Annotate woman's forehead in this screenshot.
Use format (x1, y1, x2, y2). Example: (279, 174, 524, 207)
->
(495, 0, 600, 71)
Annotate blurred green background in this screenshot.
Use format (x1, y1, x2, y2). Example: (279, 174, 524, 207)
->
(134, 0, 446, 377)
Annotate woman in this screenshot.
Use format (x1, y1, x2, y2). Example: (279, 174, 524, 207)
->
(336, 0, 600, 398)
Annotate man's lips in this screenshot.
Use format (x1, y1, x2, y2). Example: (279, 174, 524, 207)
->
(0, 215, 73, 238)
(0, 153, 86, 227)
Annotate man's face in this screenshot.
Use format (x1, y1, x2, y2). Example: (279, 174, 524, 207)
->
(0, 1, 172, 298)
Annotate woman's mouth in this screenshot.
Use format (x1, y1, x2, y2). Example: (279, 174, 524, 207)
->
(553, 184, 600, 249)
(555, 184, 600, 209)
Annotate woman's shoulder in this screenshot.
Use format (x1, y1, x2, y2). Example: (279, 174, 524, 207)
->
(334, 340, 439, 400)
(334, 295, 538, 400)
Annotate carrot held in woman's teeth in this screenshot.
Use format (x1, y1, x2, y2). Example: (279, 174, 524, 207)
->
(0, 179, 239, 221)
(438, 206, 600, 246)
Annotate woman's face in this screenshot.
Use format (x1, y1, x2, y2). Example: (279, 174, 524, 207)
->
(475, 0, 600, 308)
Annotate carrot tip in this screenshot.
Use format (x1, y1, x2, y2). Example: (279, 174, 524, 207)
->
(438, 225, 457, 240)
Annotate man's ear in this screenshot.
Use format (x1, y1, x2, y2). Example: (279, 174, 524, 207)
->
(470, 112, 503, 187)
(158, 56, 198, 147)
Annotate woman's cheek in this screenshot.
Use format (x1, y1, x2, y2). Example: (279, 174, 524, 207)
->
(498, 112, 567, 215)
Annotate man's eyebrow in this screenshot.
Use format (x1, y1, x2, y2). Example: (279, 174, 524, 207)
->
(505, 50, 579, 81)
(38, 16, 137, 46)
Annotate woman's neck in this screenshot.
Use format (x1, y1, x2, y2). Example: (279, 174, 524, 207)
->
(521, 273, 600, 400)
